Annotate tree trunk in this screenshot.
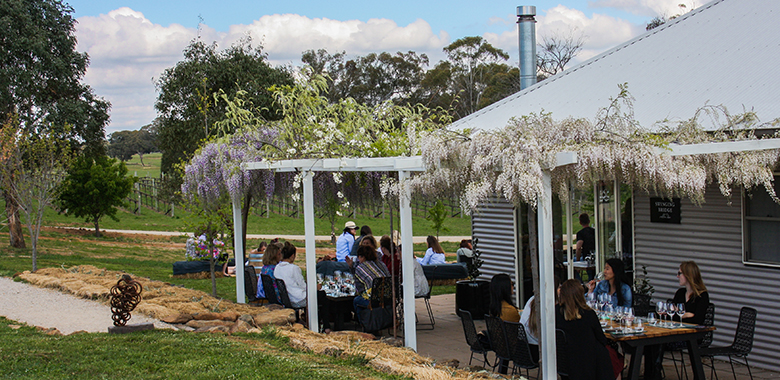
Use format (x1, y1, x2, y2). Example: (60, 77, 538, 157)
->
(93, 217, 102, 237)
(208, 221, 217, 297)
(138, 152, 145, 167)
(4, 190, 25, 248)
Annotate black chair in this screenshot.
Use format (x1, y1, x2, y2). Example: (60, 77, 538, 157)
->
(700, 306, 757, 380)
(243, 265, 265, 305)
(260, 274, 280, 305)
(504, 321, 539, 379)
(555, 329, 570, 379)
(665, 302, 715, 380)
(275, 278, 305, 323)
(484, 315, 512, 375)
(457, 309, 495, 369)
(415, 279, 435, 330)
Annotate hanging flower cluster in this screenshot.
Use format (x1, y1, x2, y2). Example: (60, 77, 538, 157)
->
(185, 234, 226, 261)
(413, 87, 780, 213)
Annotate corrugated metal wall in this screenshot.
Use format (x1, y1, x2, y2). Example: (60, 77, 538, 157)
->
(472, 196, 519, 284)
(635, 186, 780, 372)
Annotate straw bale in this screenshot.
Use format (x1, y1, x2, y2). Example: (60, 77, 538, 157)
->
(160, 312, 193, 324)
(74, 284, 110, 299)
(135, 303, 179, 320)
(186, 320, 234, 329)
(253, 309, 296, 326)
(192, 312, 221, 320)
(230, 319, 253, 333)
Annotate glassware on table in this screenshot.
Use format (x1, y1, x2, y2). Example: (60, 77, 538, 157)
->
(647, 312, 657, 326)
(656, 301, 667, 327)
(676, 303, 686, 327)
(624, 307, 635, 332)
(635, 318, 644, 332)
(316, 273, 324, 283)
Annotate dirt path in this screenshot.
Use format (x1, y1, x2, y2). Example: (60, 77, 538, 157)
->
(0, 277, 172, 334)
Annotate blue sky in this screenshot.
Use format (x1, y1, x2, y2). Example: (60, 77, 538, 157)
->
(64, 0, 693, 133)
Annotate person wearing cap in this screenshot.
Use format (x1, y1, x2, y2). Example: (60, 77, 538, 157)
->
(336, 221, 357, 262)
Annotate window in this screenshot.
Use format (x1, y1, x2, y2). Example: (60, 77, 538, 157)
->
(744, 175, 780, 266)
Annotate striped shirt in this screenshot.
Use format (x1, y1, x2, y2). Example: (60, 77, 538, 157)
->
(354, 260, 390, 300)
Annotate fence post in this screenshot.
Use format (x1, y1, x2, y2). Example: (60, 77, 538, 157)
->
(136, 182, 141, 215)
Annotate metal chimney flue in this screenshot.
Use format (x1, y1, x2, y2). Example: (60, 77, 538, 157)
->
(517, 5, 537, 90)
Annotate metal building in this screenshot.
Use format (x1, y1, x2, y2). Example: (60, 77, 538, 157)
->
(459, 0, 780, 371)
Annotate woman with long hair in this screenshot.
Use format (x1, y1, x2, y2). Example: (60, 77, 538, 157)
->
(519, 275, 561, 362)
(488, 273, 520, 322)
(587, 258, 632, 307)
(257, 241, 283, 300)
(417, 235, 446, 265)
(672, 261, 709, 325)
(557, 279, 622, 380)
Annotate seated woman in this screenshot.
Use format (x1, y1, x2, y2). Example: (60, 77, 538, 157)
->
(456, 239, 474, 266)
(519, 275, 560, 363)
(673, 260, 710, 325)
(478, 273, 520, 374)
(257, 241, 282, 300)
(587, 258, 632, 308)
(379, 235, 401, 276)
(417, 235, 446, 265)
(273, 242, 307, 308)
(557, 279, 623, 380)
(350, 245, 391, 319)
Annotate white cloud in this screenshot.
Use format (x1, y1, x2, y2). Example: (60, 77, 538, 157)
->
(76, 9, 450, 133)
(588, 0, 697, 18)
(484, 5, 644, 68)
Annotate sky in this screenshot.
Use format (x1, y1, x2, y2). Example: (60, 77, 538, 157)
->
(65, 0, 698, 134)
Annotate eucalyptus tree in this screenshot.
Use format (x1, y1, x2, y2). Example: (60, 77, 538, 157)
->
(1, 0, 111, 248)
(443, 36, 510, 118)
(155, 37, 293, 197)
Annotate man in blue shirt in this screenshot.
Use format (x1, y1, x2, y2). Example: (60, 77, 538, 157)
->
(336, 221, 357, 262)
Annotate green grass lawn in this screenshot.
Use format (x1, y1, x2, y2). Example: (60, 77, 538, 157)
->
(0, 317, 405, 380)
(16, 198, 471, 237)
(124, 152, 162, 178)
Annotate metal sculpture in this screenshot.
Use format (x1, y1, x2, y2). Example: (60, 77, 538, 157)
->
(109, 274, 143, 327)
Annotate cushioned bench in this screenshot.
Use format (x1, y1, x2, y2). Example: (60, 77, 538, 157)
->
(172, 260, 212, 275)
(421, 263, 469, 280)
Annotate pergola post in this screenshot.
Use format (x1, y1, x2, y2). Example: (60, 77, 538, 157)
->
(538, 170, 557, 379)
(232, 197, 246, 304)
(303, 170, 319, 331)
(398, 170, 417, 350)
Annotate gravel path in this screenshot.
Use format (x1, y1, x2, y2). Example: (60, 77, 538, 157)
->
(0, 277, 172, 334)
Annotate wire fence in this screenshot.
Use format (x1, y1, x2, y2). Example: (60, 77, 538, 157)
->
(126, 177, 464, 219)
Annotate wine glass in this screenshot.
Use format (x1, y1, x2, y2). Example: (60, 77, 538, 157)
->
(596, 271, 605, 281)
(647, 312, 657, 326)
(624, 307, 635, 333)
(656, 301, 667, 327)
(676, 303, 686, 327)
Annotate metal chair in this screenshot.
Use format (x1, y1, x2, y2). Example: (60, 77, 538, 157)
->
(415, 279, 435, 330)
(700, 306, 757, 380)
(260, 274, 280, 305)
(665, 302, 715, 380)
(243, 265, 265, 305)
(484, 315, 512, 375)
(504, 321, 539, 379)
(275, 278, 305, 323)
(555, 329, 570, 379)
(457, 309, 495, 369)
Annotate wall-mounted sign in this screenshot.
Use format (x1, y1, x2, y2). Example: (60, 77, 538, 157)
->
(650, 197, 681, 224)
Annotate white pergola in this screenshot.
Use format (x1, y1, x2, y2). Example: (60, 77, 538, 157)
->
(228, 138, 780, 376)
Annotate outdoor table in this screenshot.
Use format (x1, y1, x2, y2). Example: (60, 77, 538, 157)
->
(325, 294, 355, 331)
(604, 321, 715, 380)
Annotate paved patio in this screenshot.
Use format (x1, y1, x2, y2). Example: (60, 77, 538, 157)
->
(412, 294, 779, 379)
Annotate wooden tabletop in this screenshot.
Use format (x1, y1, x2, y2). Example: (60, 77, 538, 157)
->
(605, 321, 715, 341)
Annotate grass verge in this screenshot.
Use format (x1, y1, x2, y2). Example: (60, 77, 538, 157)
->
(0, 318, 405, 379)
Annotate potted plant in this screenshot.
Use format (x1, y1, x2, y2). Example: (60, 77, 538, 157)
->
(455, 238, 491, 319)
(633, 264, 655, 316)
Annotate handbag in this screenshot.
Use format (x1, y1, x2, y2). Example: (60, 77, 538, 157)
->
(359, 304, 393, 332)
